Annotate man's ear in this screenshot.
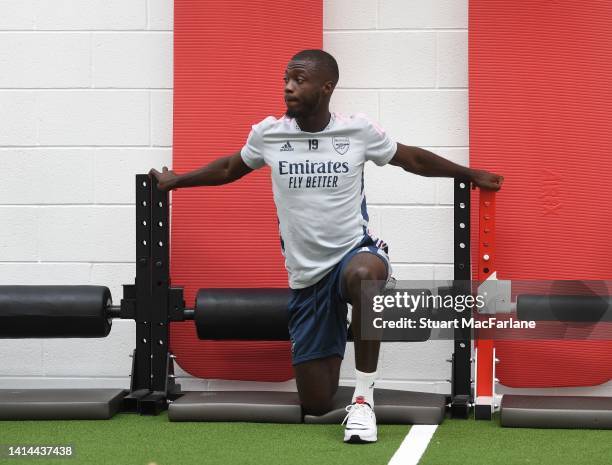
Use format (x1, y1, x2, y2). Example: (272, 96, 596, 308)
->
(323, 80, 336, 96)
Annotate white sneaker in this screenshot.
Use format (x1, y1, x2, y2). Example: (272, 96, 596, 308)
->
(342, 396, 377, 443)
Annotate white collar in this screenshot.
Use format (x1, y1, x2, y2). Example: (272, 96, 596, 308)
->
(292, 112, 335, 133)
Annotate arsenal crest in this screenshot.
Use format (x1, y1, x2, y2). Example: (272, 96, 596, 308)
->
(332, 136, 350, 155)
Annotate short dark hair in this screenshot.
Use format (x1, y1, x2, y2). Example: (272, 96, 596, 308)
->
(291, 49, 339, 86)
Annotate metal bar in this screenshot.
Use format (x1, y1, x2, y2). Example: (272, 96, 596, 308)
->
(133, 174, 153, 393)
(451, 177, 472, 418)
(149, 181, 171, 395)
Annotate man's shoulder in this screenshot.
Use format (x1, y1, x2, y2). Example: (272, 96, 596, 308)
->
(334, 112, 376, 130)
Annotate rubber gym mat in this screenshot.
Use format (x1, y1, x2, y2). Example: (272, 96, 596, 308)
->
(170, 1, 322, 381)
(469, 0, 612, 387)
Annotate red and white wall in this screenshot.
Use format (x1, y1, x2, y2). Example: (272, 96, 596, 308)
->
(0, 0, 467, 392)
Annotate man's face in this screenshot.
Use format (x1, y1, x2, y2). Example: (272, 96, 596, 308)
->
(284, 59, 326, 118)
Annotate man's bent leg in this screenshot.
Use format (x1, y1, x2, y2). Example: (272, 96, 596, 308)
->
(343, 252, 387, 377)
(294, 355, 342, 416)
(340, 251, 387, 443)
(342, 251, 388, 443)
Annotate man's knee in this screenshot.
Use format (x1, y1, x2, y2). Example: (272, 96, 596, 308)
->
(347, 265, 376, 283)
(344, 260, 387, 300)
(347, 265, 383, 286)
(294, 355, 342, 416)
(301, 394, 334, 416)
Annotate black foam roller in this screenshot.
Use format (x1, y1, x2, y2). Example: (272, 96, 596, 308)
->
(0, 285, 112, 338)
(195, 288, 291, 340)
(517, 294, 612, 322)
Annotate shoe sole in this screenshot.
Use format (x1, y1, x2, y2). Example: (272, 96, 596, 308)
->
(344, 433, 377, 444)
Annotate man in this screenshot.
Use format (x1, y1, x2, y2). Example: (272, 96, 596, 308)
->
(150, 49, 503, 443)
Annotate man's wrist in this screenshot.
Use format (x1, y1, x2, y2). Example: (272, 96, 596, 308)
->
(169, 175, 181, 189)
(458, 166, 474, 180)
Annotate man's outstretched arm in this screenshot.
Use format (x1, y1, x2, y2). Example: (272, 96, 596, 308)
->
(389, 143, 504, 191)
(149, 151, 253, 192)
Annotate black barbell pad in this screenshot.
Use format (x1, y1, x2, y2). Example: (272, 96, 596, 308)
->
(195, 288, 292, 340)
(0, 285, 112, 338)
(517, 294, 612, 322)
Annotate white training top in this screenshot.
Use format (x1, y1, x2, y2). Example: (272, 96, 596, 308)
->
(240, 112, 397, 289)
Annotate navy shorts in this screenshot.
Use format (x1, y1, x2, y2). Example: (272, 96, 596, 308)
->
(287, 235, 391, 366)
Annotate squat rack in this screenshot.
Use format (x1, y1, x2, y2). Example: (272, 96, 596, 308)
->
(120, 174, 475, 418)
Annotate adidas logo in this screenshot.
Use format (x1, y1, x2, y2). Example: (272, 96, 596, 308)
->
(280, 141, 294, 152)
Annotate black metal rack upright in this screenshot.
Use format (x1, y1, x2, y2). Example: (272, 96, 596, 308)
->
(121, 175, 180, 415)
(450, 178, 472, 418)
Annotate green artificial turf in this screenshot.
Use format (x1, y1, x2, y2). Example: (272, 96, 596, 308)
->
(2, 412, 611, 465)
(0, 412, 409, 465)
(420, 415, 612, 465)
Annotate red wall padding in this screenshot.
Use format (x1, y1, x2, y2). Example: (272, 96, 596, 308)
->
(170, 1, 322, 381)
(470, 1, 612, 387)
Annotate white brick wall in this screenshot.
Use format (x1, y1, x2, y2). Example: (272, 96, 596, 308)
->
(0, 0, 172, 389)
(0, 0, 468, 393)
(325, 0, 467, 390)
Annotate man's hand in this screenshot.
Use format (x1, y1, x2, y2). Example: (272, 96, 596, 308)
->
(470, 169, 504, 191)
(149, 166, 178, 192)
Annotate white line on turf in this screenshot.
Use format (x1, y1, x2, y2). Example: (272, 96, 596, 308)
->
(387, 424, 438, 465)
